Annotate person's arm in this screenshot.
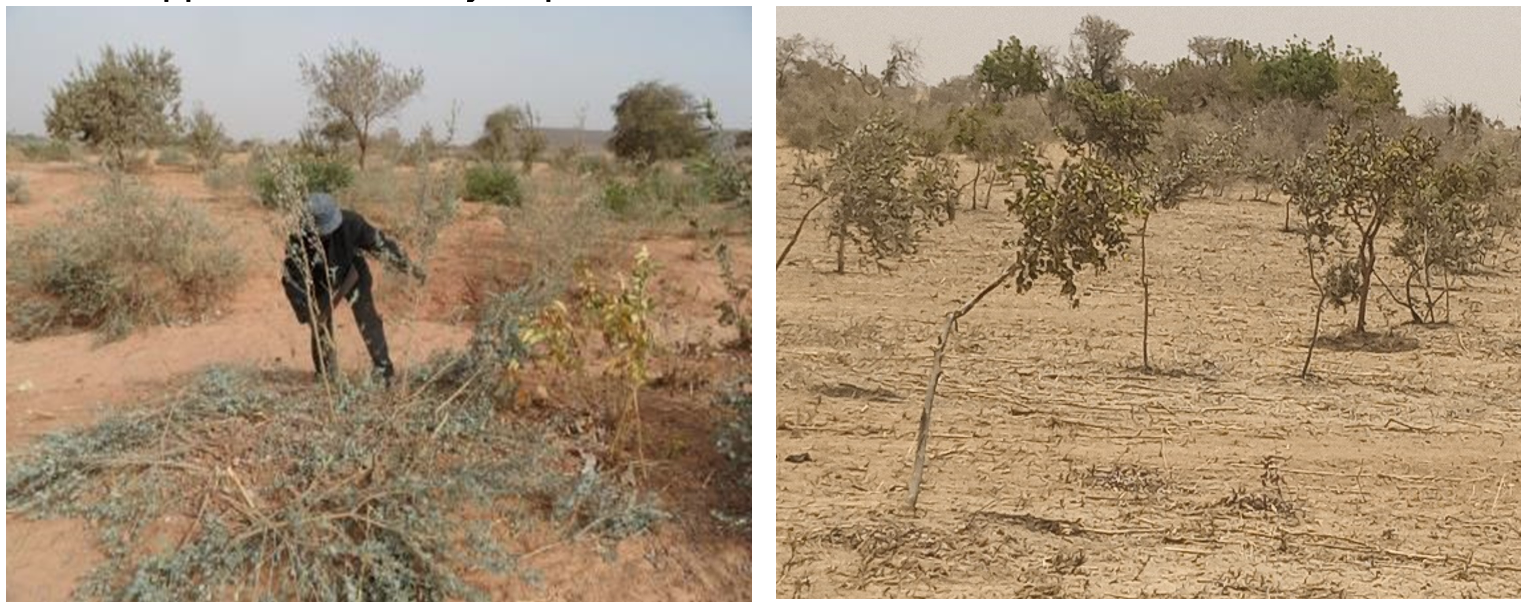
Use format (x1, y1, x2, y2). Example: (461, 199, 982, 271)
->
(353, 213, 427, 281)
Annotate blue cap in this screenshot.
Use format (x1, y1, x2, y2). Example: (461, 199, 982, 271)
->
(308, 192, 342, 235)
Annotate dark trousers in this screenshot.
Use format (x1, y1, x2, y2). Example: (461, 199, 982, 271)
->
(309, 285, 394, 381)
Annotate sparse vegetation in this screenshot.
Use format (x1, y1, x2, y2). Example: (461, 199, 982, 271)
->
(778, 9, 1516, 598)
(154, 146, 190, 167)
(11, 136, 81, 163)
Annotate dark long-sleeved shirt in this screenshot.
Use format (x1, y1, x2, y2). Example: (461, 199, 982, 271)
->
(281, 210, 412, 320)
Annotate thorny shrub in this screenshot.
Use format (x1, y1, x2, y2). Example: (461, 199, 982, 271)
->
(7, 177, 243, 341)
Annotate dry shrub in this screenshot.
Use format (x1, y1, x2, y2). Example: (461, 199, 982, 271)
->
(200, 162, 246, 194)
(7, 177, 243, 341)
(7, 174, 28, 204)
(505, 170, 612, 300)
(154, 146, 191, 167)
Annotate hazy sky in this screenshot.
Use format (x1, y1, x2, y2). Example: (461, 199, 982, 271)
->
(8, 7, 752, 140)
(779, 6, 1520, 126)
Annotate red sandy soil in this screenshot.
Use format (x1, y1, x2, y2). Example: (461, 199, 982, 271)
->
(5, 158, 751, 600)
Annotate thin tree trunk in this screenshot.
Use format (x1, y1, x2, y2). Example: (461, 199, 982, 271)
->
(1284, 200, 1292, 232)
(834, 226, 846, 274)
(1443, 268, 1452, 322)
(1356, 240, 1374, 333)
(1140, 215, 1151, 371)
(1302, 247, 1323, 378)
(970, 162, 983, 210)
(907, 263, 1019, 511)
(983, 172, 996, 209)
(1302, 300, 1323, 378)
(776, 197, 828, 269)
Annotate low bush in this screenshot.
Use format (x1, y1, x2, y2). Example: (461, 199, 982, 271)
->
(597, 167, 702, 218)
(686, 152, 750, 205)
(200, 163, 245, 193)
(712, 377, 751, 530)
(12, 137, 79, 163)
(7, 175, 28, 204)
(155, 147, 191, 167)
(463, 163, 524, 207)
(7, 178, 243, 341)
(252, 156, 355, 207)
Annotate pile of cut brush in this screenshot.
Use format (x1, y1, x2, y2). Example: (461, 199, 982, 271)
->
(6, 291, 666, 600)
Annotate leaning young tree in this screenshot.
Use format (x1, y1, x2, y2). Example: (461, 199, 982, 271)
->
(906, 143, 1141, 510)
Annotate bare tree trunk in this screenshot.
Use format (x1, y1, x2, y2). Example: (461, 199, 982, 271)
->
(970, 162, 983, 210)
(776, 197, 828, 269)
(1355, 239, 1374, 333)
(1284, 200, 1292, 232)
(1302, 247, 1323, 378)
(358, 133, 370, 170)
(1302, 301, 1323, 378)
(907, 263, 1019, 511)
(1139, 215, 1151, 371)
(983, 172, 996, 209)
(835, 227, 847, 274)
(1443, 268, 1452, 322)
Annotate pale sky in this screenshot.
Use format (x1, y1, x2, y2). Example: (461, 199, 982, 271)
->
(7, 7, 752, 141)
(779, 6, 1520, 126)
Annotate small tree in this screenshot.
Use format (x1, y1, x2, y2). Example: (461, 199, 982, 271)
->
(1285, 123, 1439, 335)
(947, 103, 1038, 212)
(1256, 37, 1340, 104)
(1058, 80, 1165, 170)
(45, 46, 182, 170)
(475, 104, 546, 170)
(1335, 47, 1402, 117)
(784, 113, 954, 273)
(299, 42, 425, 169)
(1391, 157, 1497, 323)
(975, 36, 1050, 101)
(1131, 124, 1244, 369)
(184, 107, 227, 171)
(1064, 15, 1134, 93)
(907, 144, 1141, 509)
(608, 81, 708, 163)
